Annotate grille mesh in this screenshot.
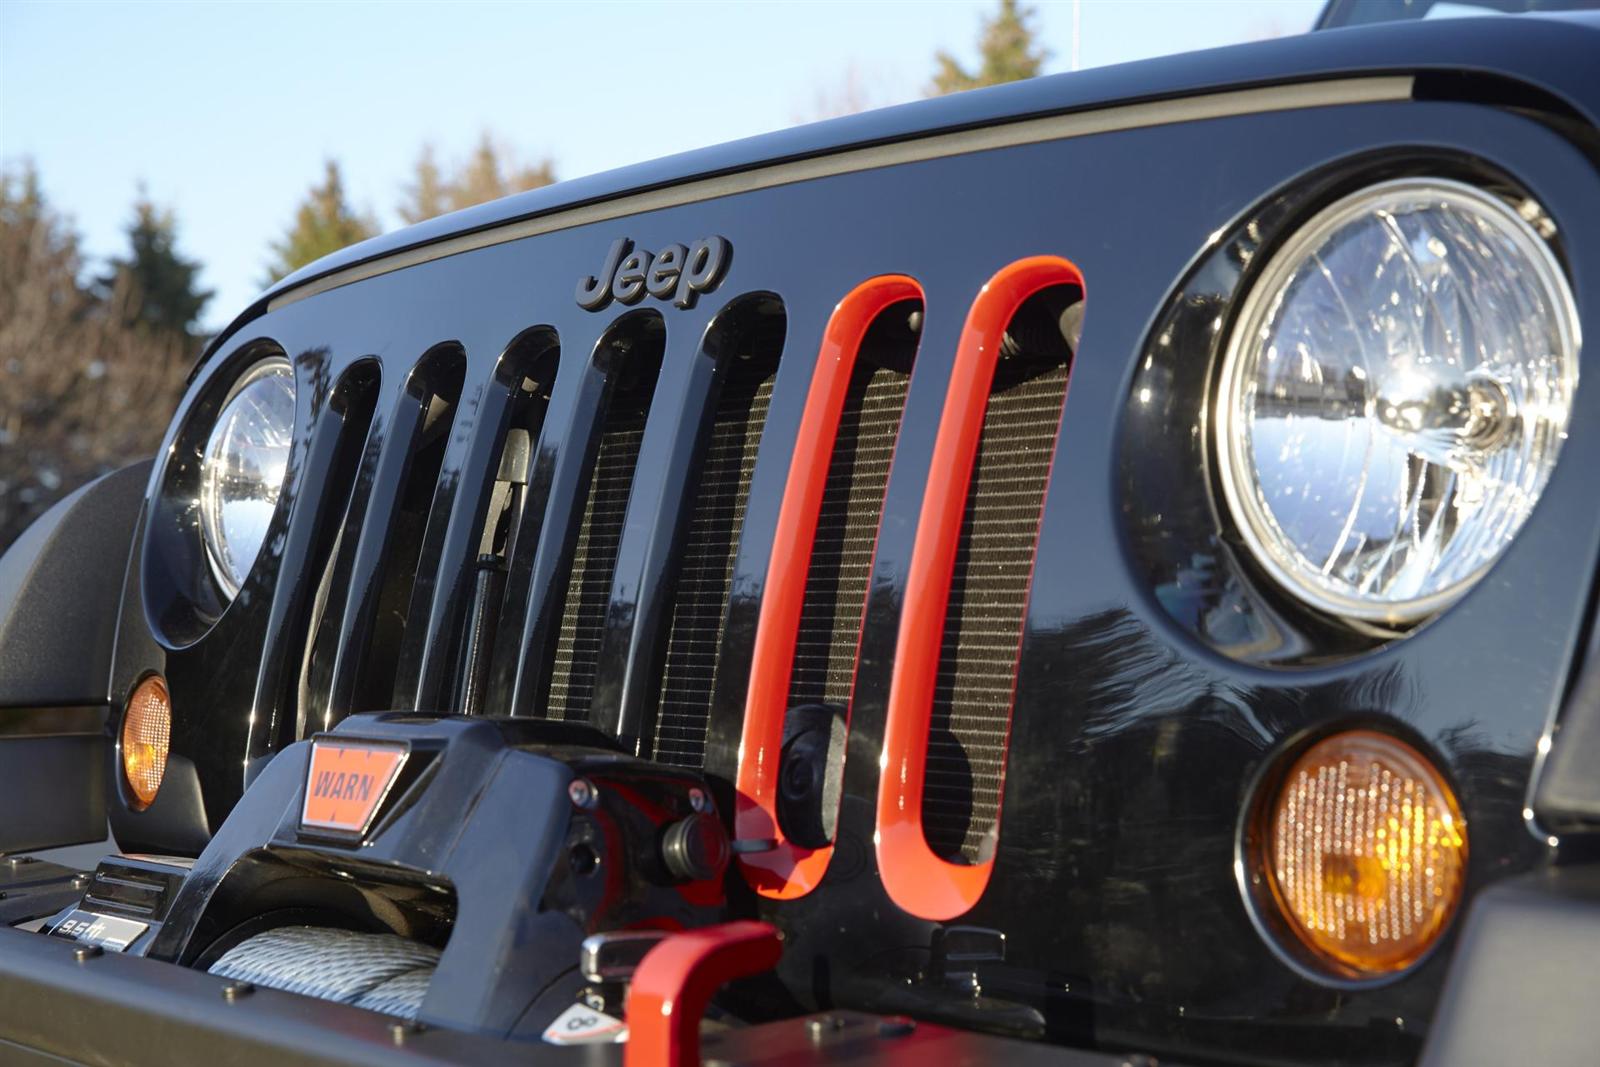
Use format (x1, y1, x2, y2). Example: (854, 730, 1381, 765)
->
(654, 371, 775, 767)
(546, 407, 648, 721)
(787, 364, 910, 709)
(923, 360, 1068, 863)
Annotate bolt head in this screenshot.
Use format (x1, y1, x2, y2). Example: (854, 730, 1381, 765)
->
(688, 787, 710, 813)
(390, 1020, 425, 1043)
(568, 778, 598, 809)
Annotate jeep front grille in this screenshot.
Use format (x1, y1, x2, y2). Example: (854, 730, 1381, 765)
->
(267, 268, 1073, 909)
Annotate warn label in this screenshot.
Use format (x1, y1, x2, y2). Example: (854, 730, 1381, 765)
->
(301, 738, 408, 836)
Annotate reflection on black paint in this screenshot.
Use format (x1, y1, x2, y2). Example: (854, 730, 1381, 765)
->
(979, 602, 1540, 1062)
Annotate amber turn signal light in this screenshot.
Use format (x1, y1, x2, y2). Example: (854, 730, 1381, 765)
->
(122, 675, 171, 810)
(1253, 729, 1466, 979)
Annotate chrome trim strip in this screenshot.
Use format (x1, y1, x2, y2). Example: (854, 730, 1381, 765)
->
(269, 76, 1414, 312)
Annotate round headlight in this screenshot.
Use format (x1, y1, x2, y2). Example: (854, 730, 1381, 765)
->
(1216, 178, 1580, 624)
(199, 357, 296, 597)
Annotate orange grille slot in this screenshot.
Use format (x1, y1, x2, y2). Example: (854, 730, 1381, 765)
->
(876, 256, 1082, 920)
(736, 275, 924, 899)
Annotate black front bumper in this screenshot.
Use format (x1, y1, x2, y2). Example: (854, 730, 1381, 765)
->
(0, 922, 1153, 1067)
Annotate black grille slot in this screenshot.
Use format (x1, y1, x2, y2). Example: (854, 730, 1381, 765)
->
(787, 303, 919, 712)
(547, 412, 644, 719)
(456, 332, 560, 716)
(300, 350, 466, 729)
(288, 358, 390, 735)
(923, 288, 1078, 864)
(338, 347, 465, 715)
(545, 318, 664, 721)
(654, 296, 787, 768)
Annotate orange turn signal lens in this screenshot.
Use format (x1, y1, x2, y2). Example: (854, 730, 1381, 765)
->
(1256, 729, 1467, 978)
(122, 675, 171, 810)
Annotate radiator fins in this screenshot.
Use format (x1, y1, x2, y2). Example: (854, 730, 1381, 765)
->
(547, 405, 649, 722)
(545, 319, 664, 722)
(787, 362, 910, 712)
(923, 359, 1070, 863)
(654, 369, 775, 767)
(654, 298, 787, 768)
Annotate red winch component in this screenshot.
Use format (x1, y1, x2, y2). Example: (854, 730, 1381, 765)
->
(625, 921, 783, 1067)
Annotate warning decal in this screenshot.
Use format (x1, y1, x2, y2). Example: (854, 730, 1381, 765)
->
(300, 738, 408, 836)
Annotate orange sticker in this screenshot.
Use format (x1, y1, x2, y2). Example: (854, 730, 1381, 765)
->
(301, 739, 408, 836)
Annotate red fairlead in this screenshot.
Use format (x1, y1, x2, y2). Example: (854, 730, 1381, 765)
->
(876, 256, 1082, 921)
(735, 274, 924, 899)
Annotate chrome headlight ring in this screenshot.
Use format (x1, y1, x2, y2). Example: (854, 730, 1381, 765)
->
(197, 356, 296, 598)
(1214, 177, 1581, 626)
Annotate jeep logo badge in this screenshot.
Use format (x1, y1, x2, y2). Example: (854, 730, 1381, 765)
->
(575, 235, 730, 311)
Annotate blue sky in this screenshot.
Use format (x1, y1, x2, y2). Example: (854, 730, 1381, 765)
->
(2, 0, 1323, 330)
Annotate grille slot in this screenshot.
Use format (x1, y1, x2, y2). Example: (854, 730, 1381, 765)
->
(786, 310, 917, 713)
(729, 277, 925, 890)
(922, 287, 1078, 864)
(257, 360, 381, 755)
(544, 317, 664, 722)
(361, 348, 465, 713)
(654, 297, 787, 768)
(455, 333, 560, 716)
(775, 294, 921, 850)
(301, 347, 466, 730)
(547, 411, 645, 719)
(479, 344, 560, 564)
(777, 299, 919, 850)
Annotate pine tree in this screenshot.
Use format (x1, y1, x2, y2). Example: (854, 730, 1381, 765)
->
(451, 133, 514, 212)
(397, 133, 556, 225)
(263, 160, 379, 283)
(398, 145, 449, 226)
(1, 163, 191, 551)
(929, 0, 1048, 96)
(97, 192, 211, 339)
(450, 131, 555, 212)
(0, 162, 85, 324)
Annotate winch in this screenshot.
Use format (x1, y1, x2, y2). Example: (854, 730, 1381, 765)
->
(44, 713, 733, 1043)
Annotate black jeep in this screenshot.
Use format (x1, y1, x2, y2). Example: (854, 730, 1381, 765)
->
(3, 6, 1600, 1065)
